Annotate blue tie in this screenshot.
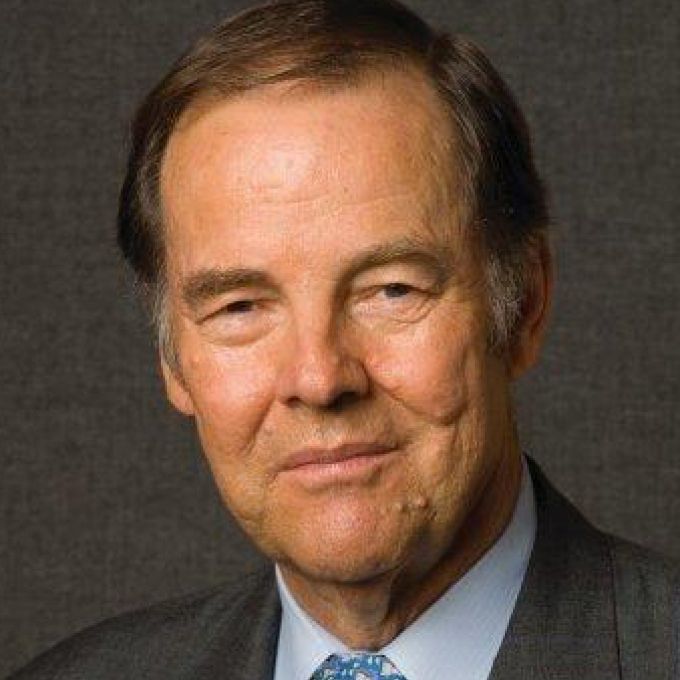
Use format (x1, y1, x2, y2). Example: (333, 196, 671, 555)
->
(311, 653, 407, 679)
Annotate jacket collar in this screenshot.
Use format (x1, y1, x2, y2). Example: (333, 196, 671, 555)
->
(489, 458, 620, 679)
(191, 566, 280, 680)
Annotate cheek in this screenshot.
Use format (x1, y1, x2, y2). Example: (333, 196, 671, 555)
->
(181, 342, 277, 474)
(362, 315, 484, 425)
(183, 336, 274, 411)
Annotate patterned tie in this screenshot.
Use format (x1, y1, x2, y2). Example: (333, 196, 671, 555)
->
(310, 653, 407, 680)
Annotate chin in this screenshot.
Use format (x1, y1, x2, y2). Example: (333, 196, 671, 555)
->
(253, 487, 435, 583)
(272, 519, 423, 586)
(283, 546, 405, 585)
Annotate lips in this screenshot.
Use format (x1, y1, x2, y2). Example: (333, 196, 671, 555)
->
(282, 442, 395, 472)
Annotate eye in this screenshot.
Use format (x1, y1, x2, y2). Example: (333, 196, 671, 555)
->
(382, 282, 415, 299)
(200, 296, 278, 346)
(224, 299, 256, 314)
(351, 279, 432, 325)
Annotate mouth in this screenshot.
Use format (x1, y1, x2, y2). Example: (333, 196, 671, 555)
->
(281, 442, 397, 486)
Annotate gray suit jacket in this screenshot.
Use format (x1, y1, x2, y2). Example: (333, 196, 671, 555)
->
(8, 461, 679, 679)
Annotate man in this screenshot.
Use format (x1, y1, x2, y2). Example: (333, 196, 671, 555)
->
(10, 0, 678, 678)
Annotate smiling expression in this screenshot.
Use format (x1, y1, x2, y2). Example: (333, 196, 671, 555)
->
(159, 71, 523, 586)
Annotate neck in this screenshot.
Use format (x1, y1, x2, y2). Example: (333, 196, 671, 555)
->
(279, 443, 524, 650)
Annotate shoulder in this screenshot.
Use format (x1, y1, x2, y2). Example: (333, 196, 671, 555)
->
(523, 457, 679, 675)
(8, 566, 278, 680)
(605, 533, 680, 675)
(607, 533, 680, 599)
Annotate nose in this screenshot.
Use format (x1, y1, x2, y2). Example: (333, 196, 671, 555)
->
(276, 315, 369, 410)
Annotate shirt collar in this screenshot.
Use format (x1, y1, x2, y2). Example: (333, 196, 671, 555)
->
(274, 455, 536, 680)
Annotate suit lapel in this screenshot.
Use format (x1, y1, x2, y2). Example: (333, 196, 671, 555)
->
(489, 460, 620, 679)
(191, 567, 280, 680)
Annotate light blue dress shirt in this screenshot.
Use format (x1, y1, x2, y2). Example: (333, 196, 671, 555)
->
(274, 456, 536, 680)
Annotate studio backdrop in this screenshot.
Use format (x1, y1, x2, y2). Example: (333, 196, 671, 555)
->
(1, 0, 678, 676)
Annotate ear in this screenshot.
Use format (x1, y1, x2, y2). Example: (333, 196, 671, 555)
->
(160, 353, 196, 416)
(509, 235, 554, 380)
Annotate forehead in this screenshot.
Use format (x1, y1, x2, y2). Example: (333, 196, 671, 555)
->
(163, 70, 452, 208)
(159, 70, 464, 279)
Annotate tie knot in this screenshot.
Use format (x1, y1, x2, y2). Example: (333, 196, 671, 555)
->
(311, 652, 407, 679)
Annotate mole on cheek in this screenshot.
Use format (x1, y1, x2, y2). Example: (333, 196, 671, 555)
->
(390, 497, 430, 514)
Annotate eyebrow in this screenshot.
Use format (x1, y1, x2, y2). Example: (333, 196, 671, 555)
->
(181, 268, 276, 311)
(180, 237, 455, 311)
(339, 237, 455, 287)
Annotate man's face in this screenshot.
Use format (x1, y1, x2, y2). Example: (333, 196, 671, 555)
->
(160, 73, 526, 585)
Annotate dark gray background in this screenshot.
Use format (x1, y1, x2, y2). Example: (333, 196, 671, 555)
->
(1, 0, 678, 675)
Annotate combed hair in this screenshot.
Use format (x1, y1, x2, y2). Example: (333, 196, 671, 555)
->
(117, 0, 549, 363)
